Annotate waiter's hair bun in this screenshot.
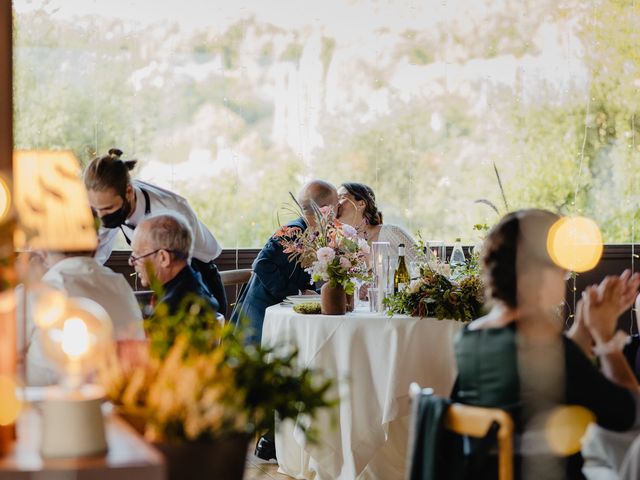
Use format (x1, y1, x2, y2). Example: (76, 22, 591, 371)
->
(84, 148, 137, 195)
(107, 148, 136, 170)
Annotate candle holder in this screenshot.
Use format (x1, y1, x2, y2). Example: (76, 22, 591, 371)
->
(370, 241, 391, 313)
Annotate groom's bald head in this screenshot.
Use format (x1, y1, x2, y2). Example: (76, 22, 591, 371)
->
(298, 180, 338, 219)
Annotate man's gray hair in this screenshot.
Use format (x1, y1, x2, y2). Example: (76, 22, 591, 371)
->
(140, 212, 193, 261)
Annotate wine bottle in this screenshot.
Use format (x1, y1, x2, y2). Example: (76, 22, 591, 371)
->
(394, 243, 410, 293)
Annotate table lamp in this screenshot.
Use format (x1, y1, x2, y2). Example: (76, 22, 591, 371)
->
(35, 292, 113, 458)
(11, 150, 105, 457)
(13, 150, 98, 253)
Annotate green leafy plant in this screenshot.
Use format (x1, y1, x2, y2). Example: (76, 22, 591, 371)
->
(98, 282, 335, 442)
(384, 261, 484, 321)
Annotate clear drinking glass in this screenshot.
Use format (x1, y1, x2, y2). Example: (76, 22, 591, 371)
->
(409, 261, 421, 279)
(371, 241, 391, 277)
(354, 278, 367, 309)
(425, 240, 445, 264)
(370, 241, 391, 312)
(368, 287, 380, 313)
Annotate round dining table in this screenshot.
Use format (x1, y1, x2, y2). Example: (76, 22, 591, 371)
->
(261, 304, 465, 480)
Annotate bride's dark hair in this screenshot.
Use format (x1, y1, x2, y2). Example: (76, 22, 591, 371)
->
(341, 182, 383, 225)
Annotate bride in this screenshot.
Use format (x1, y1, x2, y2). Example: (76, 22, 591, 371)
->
(336, 182, 418, 265)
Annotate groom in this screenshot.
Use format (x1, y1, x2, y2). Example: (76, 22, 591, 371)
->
(231, 179, 338, 344)
(230, 179, 338, 462)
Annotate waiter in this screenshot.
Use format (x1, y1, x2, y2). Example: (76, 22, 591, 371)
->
(83, 148, 227, 314)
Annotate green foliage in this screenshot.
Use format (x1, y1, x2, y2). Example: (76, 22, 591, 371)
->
(13, 0, 640, 248)
(281, 41, 304, 64)
(145, 295, 221, 360)
(320, 37, 336, 77)
(140, 279, 336, 439)
(384, 267, 484, 321)
(293, 302, 322, 314)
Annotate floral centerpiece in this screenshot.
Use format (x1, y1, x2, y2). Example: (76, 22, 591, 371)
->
(275, 200, 370, 314)
(98, 289, 334, 480)
(384, 242, 485, 321)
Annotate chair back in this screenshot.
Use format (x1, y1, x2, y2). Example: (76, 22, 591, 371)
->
(219, 268, 252, 286)
(445, 403, 514, 480)
(220, 269, 252, 320)
(406, 382, 514, 480)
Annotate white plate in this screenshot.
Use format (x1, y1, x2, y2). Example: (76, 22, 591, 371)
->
(285, 294, 321, 305)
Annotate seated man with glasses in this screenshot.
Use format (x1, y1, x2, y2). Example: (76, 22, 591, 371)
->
(129, 212, 220, 316)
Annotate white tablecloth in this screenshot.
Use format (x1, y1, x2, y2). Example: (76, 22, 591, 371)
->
(261, 305, 464, 480)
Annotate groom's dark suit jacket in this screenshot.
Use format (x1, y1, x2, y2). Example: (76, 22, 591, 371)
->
(231, 217, 314, 344)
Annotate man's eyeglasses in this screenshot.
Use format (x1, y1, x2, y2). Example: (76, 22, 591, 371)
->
(128, 249, 161, 266)
(128, 248, 186, 266)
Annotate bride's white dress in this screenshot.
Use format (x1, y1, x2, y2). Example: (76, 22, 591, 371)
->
(377, 224, 418, 265)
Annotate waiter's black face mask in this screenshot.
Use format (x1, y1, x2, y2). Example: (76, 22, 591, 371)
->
(100, 196, 132, 229)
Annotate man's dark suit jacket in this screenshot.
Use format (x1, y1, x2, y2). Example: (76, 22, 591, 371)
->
(159, 264, 220, 315)
(231, 217, 313, 344)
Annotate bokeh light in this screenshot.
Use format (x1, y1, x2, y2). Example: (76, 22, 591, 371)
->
(547, 216, 603, 273)
(34, 290, 68, 329)
(545, 405, 595, 456)
(0, 176, 10, 222)
(0, 375, 22, 426)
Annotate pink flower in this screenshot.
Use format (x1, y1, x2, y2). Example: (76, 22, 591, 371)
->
(339, 256, 351, 270)
(341, 224, 357, 239)
(319, 206, 333, 217)
(316, 247, 336, 263)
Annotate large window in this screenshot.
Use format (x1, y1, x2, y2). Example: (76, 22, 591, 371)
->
(13, 0, 640, 247)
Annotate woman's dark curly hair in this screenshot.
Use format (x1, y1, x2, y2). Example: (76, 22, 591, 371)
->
(482, 209, 560, 308)
(340, 182, 383, 225)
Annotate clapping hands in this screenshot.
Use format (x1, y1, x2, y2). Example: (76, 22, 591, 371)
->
(581, 270, 640, 345)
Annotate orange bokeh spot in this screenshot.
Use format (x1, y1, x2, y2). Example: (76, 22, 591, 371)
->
(547, 216, 603, 273)
(0, 176, 10, 222)
(0, 375, 21, 426)
(545, 405, 596, 456)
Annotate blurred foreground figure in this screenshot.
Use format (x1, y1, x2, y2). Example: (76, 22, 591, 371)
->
(452, 209, 640, 480)
(19, 248, 145, 386)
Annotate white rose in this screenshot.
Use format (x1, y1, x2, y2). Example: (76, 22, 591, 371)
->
(316, 247, 336, 263)
(409, 278, 424, 294)
(357, 238, 370, 254)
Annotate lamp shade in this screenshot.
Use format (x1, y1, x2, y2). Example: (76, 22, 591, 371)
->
(13, 150, 97, 252)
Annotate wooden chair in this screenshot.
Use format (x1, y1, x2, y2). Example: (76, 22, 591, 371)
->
(407, 382, 514, 480)
(219, 268, 252, 286)
(445, 403, 514, 480)
(219, 269, 252, 319)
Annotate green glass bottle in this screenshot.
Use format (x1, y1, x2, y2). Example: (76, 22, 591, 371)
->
(394, 243, 410, 293)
